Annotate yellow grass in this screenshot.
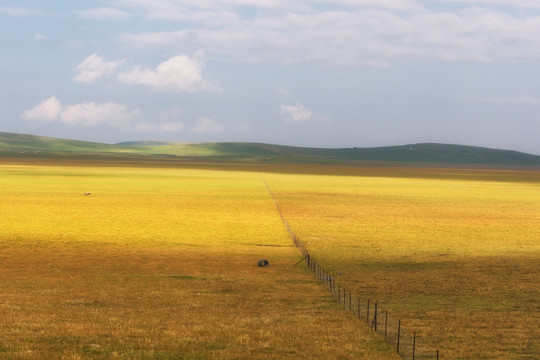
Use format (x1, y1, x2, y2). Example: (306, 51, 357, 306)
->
(0, 162, 398, 359)
(263, 166, 540, 359)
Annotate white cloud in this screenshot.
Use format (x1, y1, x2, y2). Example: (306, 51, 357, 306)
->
(115, 0, 421, 12)
(313, 0, 423, 10)
(115, 1, 238, 24)
(21, 97, 63, 121)
(115, 0, 287, 13)
(33, 33, 47, 41)
(190, 117, 224, 133)
(60, 102, 139, 127)
(21, 97, 139, 128)
(280, 102, 312, 122)
(74, 54, 124, 83)
(75, 7, 130, 20)
(117, 2, 540, 65)
(118, 54, 220, 92)
(440, 0, 540, 9)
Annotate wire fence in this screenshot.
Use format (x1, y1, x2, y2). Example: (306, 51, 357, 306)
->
(261, 174, 442, 359)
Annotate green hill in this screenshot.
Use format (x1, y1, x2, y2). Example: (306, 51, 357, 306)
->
(1, 132, 540, 166)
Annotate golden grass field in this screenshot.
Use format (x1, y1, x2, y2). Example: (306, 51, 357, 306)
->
(0, 160, 398, 360)
(263, 165, 540, 359)
(1, 158, 539, 359)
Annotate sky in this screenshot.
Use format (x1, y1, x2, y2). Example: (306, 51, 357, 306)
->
(1, 0, 540, 154)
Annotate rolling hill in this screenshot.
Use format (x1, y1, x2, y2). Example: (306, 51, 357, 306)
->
(1, 132, 540, 166)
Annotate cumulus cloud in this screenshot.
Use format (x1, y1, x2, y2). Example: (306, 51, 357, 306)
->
(190, 117, 224, 133)
(280, 102, 313, 122)
(21, 97, 139, 128)
(74, 54, 124, 83)
(75, 7, 130, 20)
(21, 97, 63, 121)
(118, 54, 220, 92)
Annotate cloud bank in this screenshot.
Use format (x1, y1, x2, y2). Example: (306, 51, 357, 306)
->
(21, 97, 139, 128)
(21, 98, 222, 135)
(117, 1, 540, 66)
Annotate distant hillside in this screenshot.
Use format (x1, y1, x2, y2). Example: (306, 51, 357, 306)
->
(2, 132, 540, 167)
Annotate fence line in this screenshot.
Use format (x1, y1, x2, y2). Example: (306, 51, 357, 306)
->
(260, 173, 442, 360)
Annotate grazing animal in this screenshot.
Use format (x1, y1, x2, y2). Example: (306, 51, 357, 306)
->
(84, 192, 92, 196)
(257, 259, 270, 267)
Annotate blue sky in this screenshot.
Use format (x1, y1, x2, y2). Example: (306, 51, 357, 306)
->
(1, 0, 540, 154)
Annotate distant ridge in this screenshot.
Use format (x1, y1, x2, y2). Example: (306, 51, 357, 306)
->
(1, 132, 540, 167)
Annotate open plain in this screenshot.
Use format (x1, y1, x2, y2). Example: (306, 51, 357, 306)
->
(264, 165, 540, 359)
(1, 155, 539, 359)
(0, 160, 397, 360)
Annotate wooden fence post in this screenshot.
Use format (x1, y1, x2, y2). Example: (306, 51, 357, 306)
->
(371, 303, 378, 331)
(397, 319, 401, 354)
(385, 310, 388, 340)
(349, 292, 352, 311)
(413, 331, 416, 360)
(367, 299, 370, 324)
(357, 297, 361, 319)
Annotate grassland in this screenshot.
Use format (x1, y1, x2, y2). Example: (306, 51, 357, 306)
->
(2, 142, 539, 359)
(3, 131, 540, 166)
(262, 166, 540, 359)
(0, 161, 398, 359)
